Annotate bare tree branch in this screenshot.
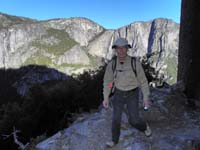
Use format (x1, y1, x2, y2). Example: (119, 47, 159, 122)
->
(2, 126, 29, 150)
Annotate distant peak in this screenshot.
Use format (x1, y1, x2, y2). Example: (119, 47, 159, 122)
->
(0, 12, 37, 21)
(151, 18, 179, 24)
(43, 16, 104, 29)
(117, 18, 179, 30)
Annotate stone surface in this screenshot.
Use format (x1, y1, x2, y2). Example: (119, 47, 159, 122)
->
(55, 45, 90, 65)
(36, 88, 200, 150)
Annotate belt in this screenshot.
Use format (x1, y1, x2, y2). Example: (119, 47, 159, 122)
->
(114, 87, 138, 96)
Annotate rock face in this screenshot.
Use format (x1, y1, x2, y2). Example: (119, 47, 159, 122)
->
(12, 65, 69, 96)
(0, 12, 36, 28)
(36, 88, 200, 150)
(88, 19, 179, 84)
(55, 45, 90, 65)
(42, 17, 105, 46)
(0, 13, 179, 83)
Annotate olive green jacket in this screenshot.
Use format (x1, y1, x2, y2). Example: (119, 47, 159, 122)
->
(103, 55, 150, 101)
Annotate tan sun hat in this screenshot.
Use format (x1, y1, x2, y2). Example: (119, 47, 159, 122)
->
(112, 38, 132, 49)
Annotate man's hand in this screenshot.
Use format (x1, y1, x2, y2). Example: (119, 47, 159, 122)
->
(143, 99, 152, 108)
(103, 99, 109, 108)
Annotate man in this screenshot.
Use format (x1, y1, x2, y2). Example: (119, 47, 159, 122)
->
(102, 38, 152, 148)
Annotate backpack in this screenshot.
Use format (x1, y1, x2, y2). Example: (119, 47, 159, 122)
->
(111, 55, 137, 77)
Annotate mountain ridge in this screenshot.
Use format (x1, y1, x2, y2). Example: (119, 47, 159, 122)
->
(0, 13, 179, 85)
(0, 12, 179, 29)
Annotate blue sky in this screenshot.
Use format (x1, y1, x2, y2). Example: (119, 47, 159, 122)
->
(0, 0, 181, 29)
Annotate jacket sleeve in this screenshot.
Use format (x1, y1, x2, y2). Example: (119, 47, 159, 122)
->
(135, 58, 150, 100)
(103, 61, 114, 101)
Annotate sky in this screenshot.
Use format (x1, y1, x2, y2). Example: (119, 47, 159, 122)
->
(0, 0, 181, 29)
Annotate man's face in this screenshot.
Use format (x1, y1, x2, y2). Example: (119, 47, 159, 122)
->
(116, 46, 128, 58)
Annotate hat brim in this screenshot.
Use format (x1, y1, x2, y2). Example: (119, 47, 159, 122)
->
(112, 44, 132, 49)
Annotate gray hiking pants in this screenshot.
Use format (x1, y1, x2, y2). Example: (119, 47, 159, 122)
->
(111, 87, 147, 143)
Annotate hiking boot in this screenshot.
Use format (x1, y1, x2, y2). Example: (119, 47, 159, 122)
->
(106, 141, 117, 148)
(144, 123, 152, 137)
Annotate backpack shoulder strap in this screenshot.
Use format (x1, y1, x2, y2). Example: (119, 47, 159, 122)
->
(112, 55, 117, 73)
(131, 56, 137, 77)
(111, 56, 138, 77)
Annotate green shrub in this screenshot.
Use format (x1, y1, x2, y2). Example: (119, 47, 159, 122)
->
(32, 28, 77, 56)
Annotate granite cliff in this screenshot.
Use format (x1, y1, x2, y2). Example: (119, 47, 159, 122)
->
(0, 13, 179, 85)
